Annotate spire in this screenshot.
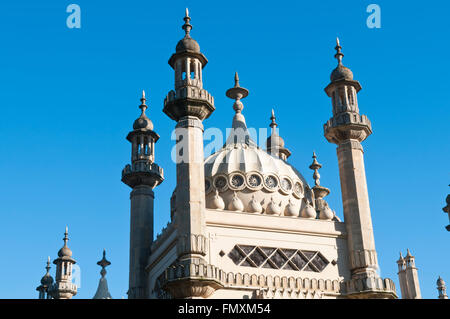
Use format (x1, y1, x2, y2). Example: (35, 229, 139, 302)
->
(335, 37, 344, 65)
(93, 249, 112, 299)
(225, 72, 254, 146)
(182, 8, 192, 38)
(139, 90, 148, 116)
(437, 276, 448, 299)
(270, 109, 278, 133)
(63, 226, 69, 247)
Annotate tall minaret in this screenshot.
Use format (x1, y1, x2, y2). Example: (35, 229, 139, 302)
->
(162, 9, 216, 298)
(163, 9, 214, 264)
(49, 227, 77, 299)
(122, 91, 164, 299)
(93, 249, 113, 299)
(36, 257, 54, 299)
(437, 276, 448, 299)
(403, 249, 422, 299)
(324, 39, 395, 298)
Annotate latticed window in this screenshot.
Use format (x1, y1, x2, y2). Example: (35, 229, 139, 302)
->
(228, 245, 329, 272)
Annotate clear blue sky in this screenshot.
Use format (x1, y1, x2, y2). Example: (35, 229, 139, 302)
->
(0, 0, 448, 299)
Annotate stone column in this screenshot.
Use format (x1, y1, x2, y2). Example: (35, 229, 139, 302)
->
(128, 185, 154, 299)
(337, 139, 378, 277)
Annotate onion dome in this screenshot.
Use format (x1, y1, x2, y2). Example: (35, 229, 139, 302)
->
(40, 257, 54, 286)
(330, 38, 354, 82)
(266, 109, 291, 160)
(132, 90, 154, 131)
(57, 227, 73, 258)
(204, 73, 314, 216)
(175, 8, 200, 53)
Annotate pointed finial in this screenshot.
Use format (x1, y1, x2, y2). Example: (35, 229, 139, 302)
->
(309, 152, 323, 186)
(46, 256, 51, 273)
(270, 109, 278, 130)
(139, 90, 148, 115)
(97, 249, 111, 278)
(335, 37, 344, 65)
(226, 72, 249, 114)
(63, 226, 69, 246)
(182, 8, 192, 37)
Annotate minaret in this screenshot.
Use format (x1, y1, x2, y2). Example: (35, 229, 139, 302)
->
(266, 109, 291, 160)
(163, 9, 214, 264)
(122, 91, 164, 299)
(49, 227, 77, 299)
(324, 38, 395, 298)
(93, 249, 113, 299)
(36, 257, 54, 299)
(161, 9, 217, 298)
(403, 249, 422, 299)
(396, 252, 409, 299)
(437, 276, 448, 299)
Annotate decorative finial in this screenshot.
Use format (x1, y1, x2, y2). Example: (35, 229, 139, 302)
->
(406, 248, 412, 257)
(182, 8, 192, 37)
(309, 152, 322, 186)
(97, 249, 111, 278)
(46, 256, 51, 273)
(335, 37, 344, 65)
(63, 226, 69, 247)
(270, 109, 278, 130)
(226, 72, 249, 114)
(139, 90, 148, 116)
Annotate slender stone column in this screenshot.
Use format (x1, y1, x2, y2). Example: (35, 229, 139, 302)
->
(337, 139, 378, 276)
(128, 185, 154, 298)
(174, 116, 208, 263)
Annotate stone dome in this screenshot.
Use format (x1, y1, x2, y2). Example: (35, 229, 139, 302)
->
(133, 114, 153, 131)
(40, 273, 54, 286)
(204, 112, 314, 216)
(58, 245, 72, 258)
(330, 64, 353, 82)
(176, 37, 200, 53)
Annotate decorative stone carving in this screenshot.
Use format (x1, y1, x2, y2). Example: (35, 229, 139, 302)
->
(266, 197, 282, 215)
(228, 192, 244, 212)
(301, 202, 317, 219)
(285, 199, 299, 217)
(247, 195, 263, 213)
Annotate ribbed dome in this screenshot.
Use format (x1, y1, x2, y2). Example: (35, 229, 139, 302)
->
(204, 76, 313, 217)
(330, 64, 353, 82)
(176, 37, 200, 53)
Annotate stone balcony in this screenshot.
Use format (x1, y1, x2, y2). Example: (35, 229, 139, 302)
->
(121, 161, 164, 188)
(324, 111, 373, 144)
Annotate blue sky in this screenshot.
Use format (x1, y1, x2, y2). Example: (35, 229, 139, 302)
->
(0, 0, 448, 299)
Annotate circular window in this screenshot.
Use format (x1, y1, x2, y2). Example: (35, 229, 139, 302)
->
(280, 177, 293, 194)
(229, 173, 245, 191)
(264, 175, 279, 191)
(293, 181, 304, 199)
(246, 172, 263, 190)
(213, 175, 228, 192)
